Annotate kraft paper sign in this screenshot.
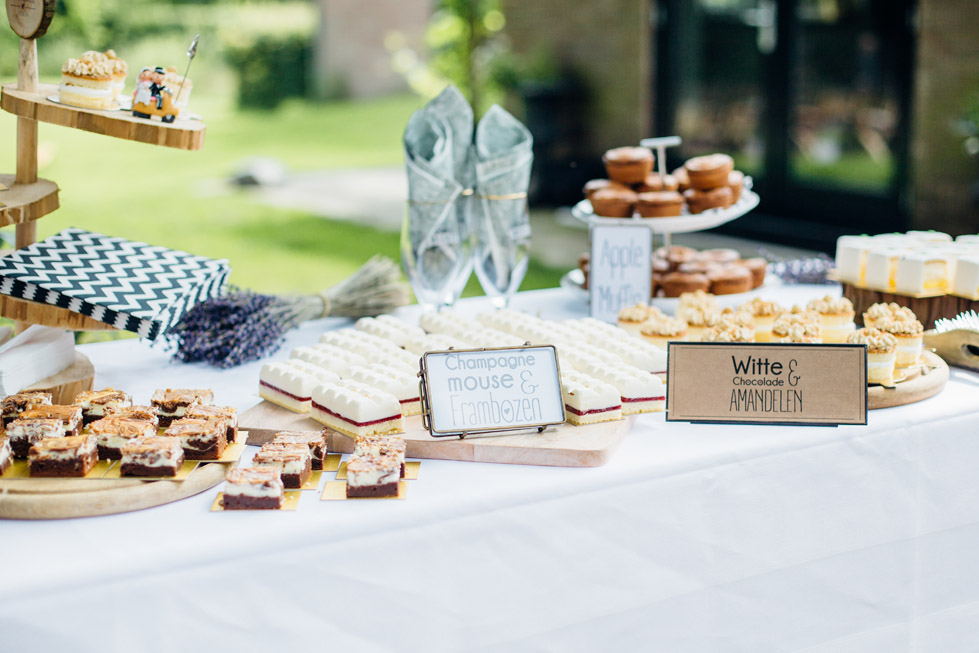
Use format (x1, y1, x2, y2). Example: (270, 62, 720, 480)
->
(666, 343, 867, 425)
(420, 346, 566, 438)
(589, 224, 652, 322)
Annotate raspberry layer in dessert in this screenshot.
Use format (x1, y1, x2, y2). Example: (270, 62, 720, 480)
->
(311, 380, 404, 438)
(563, 351, 666, 414)
(29, 434, 97, 478)
(259, 361, 340, 413)
(561, 370, 623, 425)
(89, 417, 156, 460)
(120, 436, 185, 477)
(223, 467, 284, 510)
(346, 364, 421, 417)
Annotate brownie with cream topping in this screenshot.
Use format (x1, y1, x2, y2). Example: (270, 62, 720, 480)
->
(186, 404, 238, 445)
(345, 453, 401, 498)
(163, 418, 227, 460)
(105, 405, 159, 428)
(90, 417, 157, 459)
(252, 442, 312, 489)
(120, 436, 185, 477)
(272, 430, 329, 470)
(73, 388, 131, 424)
(223, 467, 284, 510)
(6, 418, 64, 458)
(151, 388, 213, 427)
(19, 405, 82, 439)
(29, 434, 97, 477)
(2, 391, 52, 428)
(353, 434, 407, 477)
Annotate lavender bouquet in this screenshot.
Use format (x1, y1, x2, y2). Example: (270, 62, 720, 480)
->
(167, 255, 410, 368)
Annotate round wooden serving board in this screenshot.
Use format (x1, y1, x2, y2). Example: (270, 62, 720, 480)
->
(868, 350, 948, 410)
(0, 462, 227, 520)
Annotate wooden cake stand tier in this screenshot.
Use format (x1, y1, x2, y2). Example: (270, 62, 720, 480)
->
(0, 463, 227, 520)
(0, 293, 116, 331)
(1, 83, 205, 150)
(843, 283, 979, 330)
(0, 173, 58, 226)
(868, 351, 948, 410)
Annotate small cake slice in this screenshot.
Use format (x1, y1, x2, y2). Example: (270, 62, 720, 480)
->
(848, 328, 898, 385)
(223, 467, 284, 510)
(353, 434, 407, 477)
(345, 454, 401, 498)
(186, 405, 238, 445)
(272, 430, 329, 470)
(105, 404, 160, 428)
(6, 418, 64, 458)
(739, 298, 784, 343)
(73, 388, 131, 424)
(562, 351, 666, 414)
(163, 418, 227, 460)
(120, 436, 185, 477)
(89, 417, 157, 460)
(346, 364, 422, 416)
(772, 312, 822, 343)
(0, 437, 11, 475)
(259, 361, 340, 413)
(639, 316, 689, 349)
(877, 317, 924, 368)
(951, 256, 979, 298)
(617, 303, 661, 336)
(561, 370, 622, 425)
(59, 56, 115, 110)
(19, 405, 83, 438)
(151, 388, 214, 427)
(862, 302, 916, 329)
(29, 434, 97, 478)
(354, 315, 426, 347)
(252, 443, 312, 489)
(311, 380, 404, 437)
(291, 345, 368, 377)
(2, 391, 53, 428)
(807, 295, 855, 344)
(895, 253, 951, 294)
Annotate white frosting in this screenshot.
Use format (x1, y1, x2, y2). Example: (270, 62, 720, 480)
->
(280, 359, 341, 384)
(952, 256, 979, 298)
(587, 337, 667, 374)
(346, 364, 418, 403)
(58, 82, 112, 98)
(835, 235, 876, 283)
(120, 441, 183, 467)
(260, 362, 321, 399)
(291, 345, 367, 376)
(312, 380, 402, 424)
(225, 479, 282, 499)
(7, 421, 63, 439)
(561, 369, 621, 412)
(253, 453, 309, 475)
(34, 436, 96, 461)
(354, 315, 425, 346)
(561, 351, 664, 401)
(895, 254, 950, 294)
(865, 248, 908, 290)
(319, 328, 403, 353)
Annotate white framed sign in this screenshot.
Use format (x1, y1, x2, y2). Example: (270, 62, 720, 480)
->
(420, 346, 566, 438)
(589, 224, 652, 322)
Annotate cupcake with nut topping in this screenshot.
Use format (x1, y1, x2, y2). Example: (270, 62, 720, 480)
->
(848, 328, 898, 385)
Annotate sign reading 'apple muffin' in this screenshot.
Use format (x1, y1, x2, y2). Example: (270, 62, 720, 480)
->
(589, 224, 652, 322)
(666, 342, 867, 425)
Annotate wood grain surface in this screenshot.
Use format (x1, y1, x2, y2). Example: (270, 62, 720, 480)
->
(867, 350, 949, 410)
(844, 283, 979, 330)
(0, 173, 58, 226)
(241, 400, 635, 468)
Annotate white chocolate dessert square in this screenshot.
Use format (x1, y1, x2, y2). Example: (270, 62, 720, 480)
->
(952, 256, 979, 298)
(865, 248, 909, 290)
(355, 315, 425, 347)
(346, 364, 421, 416)
(346, 454, 401, 494)
(587, 336, 667, 379)
(561, 351, 665, 414)
(291, 345, 367, 377)
(259, 362, 327, 413)
(280, 359, 342, 385)
(564, 317, 631, 343)
(310, 380, 404, 437)
(319, 328, 404, 354)
(561, 369, 622, 425)
(835, 235, 876, 284)
(894, 253, 950, 294)
(907, 230, 952, 244)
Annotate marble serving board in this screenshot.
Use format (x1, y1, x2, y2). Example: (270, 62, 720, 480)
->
(240, 401, 635, 468)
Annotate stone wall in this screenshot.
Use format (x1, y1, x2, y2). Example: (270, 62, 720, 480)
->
(313, 0, 432, 98)
(911, 0, 979, 233)
(502, 0, 652, 154)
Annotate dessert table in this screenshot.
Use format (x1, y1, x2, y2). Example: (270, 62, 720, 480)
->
(3, 286, 979, 652)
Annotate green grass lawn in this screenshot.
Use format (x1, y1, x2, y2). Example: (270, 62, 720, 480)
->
(0, 89, 564, 341)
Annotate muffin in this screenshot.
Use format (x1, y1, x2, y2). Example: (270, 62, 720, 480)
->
(738, 258, 767, 289)
(637, 173, 679, 193)
(661, 272, 710, 298)
(603, 147, 654, 184)
(672, 166, 691, 192)
(684, 153, 735, 190)
(708, 266, 753, 295)
(590, 187, 637, 218)
(583, 179, 631, 200)
(728, 170, 745, 204)
(636, 191, 684, 218)
(684, 186, 734, 214)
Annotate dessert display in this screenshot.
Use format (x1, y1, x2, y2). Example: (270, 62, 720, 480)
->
(2, 391, 52, 428)
(73, 388, 131, 425)
(311, 380, 404, 437)
(561, 350, 666, 415)
(806, 296, 856, 344)
(0, 437, 11, 475)
(561, 369, 623, 425)
(120, 436, 185, 477)
(272, 431, 329, 470)
(89, 417, 156, 460)
(29, 434, 97, 477)
(223, 467, 284, 510)
(60, 53, 117, 110)
(848, 328, 898, 385)
(163, 418, 227, 460)
(19, 405, 83, 438)
(6, 417, 63, 458)
(345, 453, 401, 498)
(151, 388, 214, 427)
(186, 405, 238, 444)
(252, 442, 312, 489)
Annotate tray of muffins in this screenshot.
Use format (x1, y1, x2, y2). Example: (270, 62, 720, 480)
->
(572, 146, 758, 234)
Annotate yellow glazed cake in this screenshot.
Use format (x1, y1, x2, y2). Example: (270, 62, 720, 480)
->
(807, 295, 855, 344)
(848, 328, 897, 386)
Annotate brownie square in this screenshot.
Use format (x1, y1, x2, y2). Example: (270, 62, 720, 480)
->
(223, 467, 283, 510)
(73, 388, 131, 424)
(6, 418, 64, 458)
(120, 436, 185, 477)
(163, 418, 227, 460)
(272, 430, 328, 470)
(29, 434, 97, 477)
(185, 405, 237, 444)
(2, 391, 53, 428)
(252, 443, 311, 489)
(151, 388, 214, 427)
(105, 405, 160, 428)
(90, 417, 157, 460)
(19, 405, 82, 438)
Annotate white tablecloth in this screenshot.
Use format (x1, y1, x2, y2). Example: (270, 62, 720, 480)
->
(3, 286, 979, 652)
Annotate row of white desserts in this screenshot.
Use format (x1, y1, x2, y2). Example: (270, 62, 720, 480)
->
(835, 232, 979, 296)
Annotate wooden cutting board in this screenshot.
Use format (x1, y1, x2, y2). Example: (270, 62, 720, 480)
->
(241, 401, 635, 468)
(868, 350, 949, 410)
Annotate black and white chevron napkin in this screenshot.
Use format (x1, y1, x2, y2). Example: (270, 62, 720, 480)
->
(0, 228, 229, 339)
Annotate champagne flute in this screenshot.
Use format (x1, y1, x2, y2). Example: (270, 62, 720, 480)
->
(401, 194, 473, 312)
(472, 194, 531, 308)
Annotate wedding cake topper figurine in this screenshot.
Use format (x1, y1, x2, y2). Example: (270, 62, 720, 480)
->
(131, 35, 199, 124)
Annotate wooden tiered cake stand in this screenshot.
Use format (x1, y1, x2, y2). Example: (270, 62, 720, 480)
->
(1, 0, 205, 401)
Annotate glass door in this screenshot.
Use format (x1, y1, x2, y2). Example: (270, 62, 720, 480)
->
(654, 0, 914, 250)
